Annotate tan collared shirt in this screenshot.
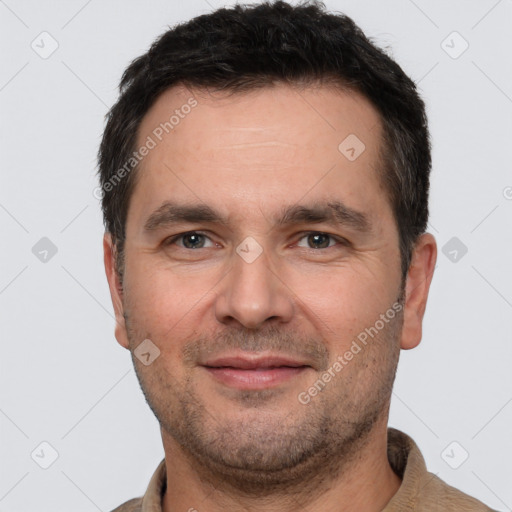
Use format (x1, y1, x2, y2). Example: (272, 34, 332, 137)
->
(111, 428, 496, 511)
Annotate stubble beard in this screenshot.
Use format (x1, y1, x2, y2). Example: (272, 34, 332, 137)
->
(126, 304, 403, 495)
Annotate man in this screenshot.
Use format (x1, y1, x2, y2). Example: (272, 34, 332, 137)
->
(98, 1, 496, 510)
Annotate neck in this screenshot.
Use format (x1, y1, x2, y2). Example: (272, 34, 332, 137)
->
(161, 418, 401, 512)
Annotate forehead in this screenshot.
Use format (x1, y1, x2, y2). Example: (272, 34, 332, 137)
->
(130, 82, 389, 229)
(137, 82, 382, 156)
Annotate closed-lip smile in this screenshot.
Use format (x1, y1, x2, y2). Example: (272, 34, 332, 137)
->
(202, 353, 311, 390)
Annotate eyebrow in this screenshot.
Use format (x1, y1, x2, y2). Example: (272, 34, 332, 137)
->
(276, 201, 371, 233)
(143, 200, 371, 234)
(144, 203, 224, 231)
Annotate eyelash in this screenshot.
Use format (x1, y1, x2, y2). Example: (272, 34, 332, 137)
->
(164, 231, 348, 250)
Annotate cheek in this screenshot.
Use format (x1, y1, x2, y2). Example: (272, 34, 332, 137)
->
(293, 267, 396, 344)
(123, 259, 218, 343)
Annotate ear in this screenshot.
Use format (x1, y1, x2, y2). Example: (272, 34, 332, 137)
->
(400, 233, 437, 350)
(103, 233, 130, 349)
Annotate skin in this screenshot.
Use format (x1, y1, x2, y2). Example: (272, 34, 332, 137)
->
(104, 83, 437, 512)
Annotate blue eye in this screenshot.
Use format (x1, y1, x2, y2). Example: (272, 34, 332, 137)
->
(297, 232, 338, 249)
(164, 231, 345, 253)
(167, 232, 215, 249)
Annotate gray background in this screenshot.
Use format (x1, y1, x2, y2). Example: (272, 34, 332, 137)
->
(1, 0, 511, 510)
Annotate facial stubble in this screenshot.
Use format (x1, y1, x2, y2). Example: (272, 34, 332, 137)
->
(125, 301, 403, 496)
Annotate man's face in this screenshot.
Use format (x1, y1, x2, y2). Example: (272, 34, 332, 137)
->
(105, 83, 422, 487)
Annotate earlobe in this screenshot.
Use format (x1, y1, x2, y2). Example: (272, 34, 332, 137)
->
(400, 233, 437, 350)
(103, 233, 130, 349)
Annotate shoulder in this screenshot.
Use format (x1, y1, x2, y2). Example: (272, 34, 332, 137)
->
(386, 428, 497, 511)
(417, 472, 497, 511)
(110, 497, 143, 512)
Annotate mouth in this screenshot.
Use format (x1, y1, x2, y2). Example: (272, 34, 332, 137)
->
(201, 354, 311, 390)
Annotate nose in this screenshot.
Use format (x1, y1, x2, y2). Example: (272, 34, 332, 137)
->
(214, 246, 294, 330)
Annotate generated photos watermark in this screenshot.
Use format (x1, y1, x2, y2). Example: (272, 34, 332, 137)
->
(93, 96, 198, 200)
(298, 301, 403, 405)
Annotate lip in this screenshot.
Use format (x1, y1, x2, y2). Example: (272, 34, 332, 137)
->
(202, 353, 311, 390)
(204, 355, 309, 369)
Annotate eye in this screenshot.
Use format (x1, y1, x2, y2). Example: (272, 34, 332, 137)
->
(166, 232, 216, 249)
(296, 232, 340, 249)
